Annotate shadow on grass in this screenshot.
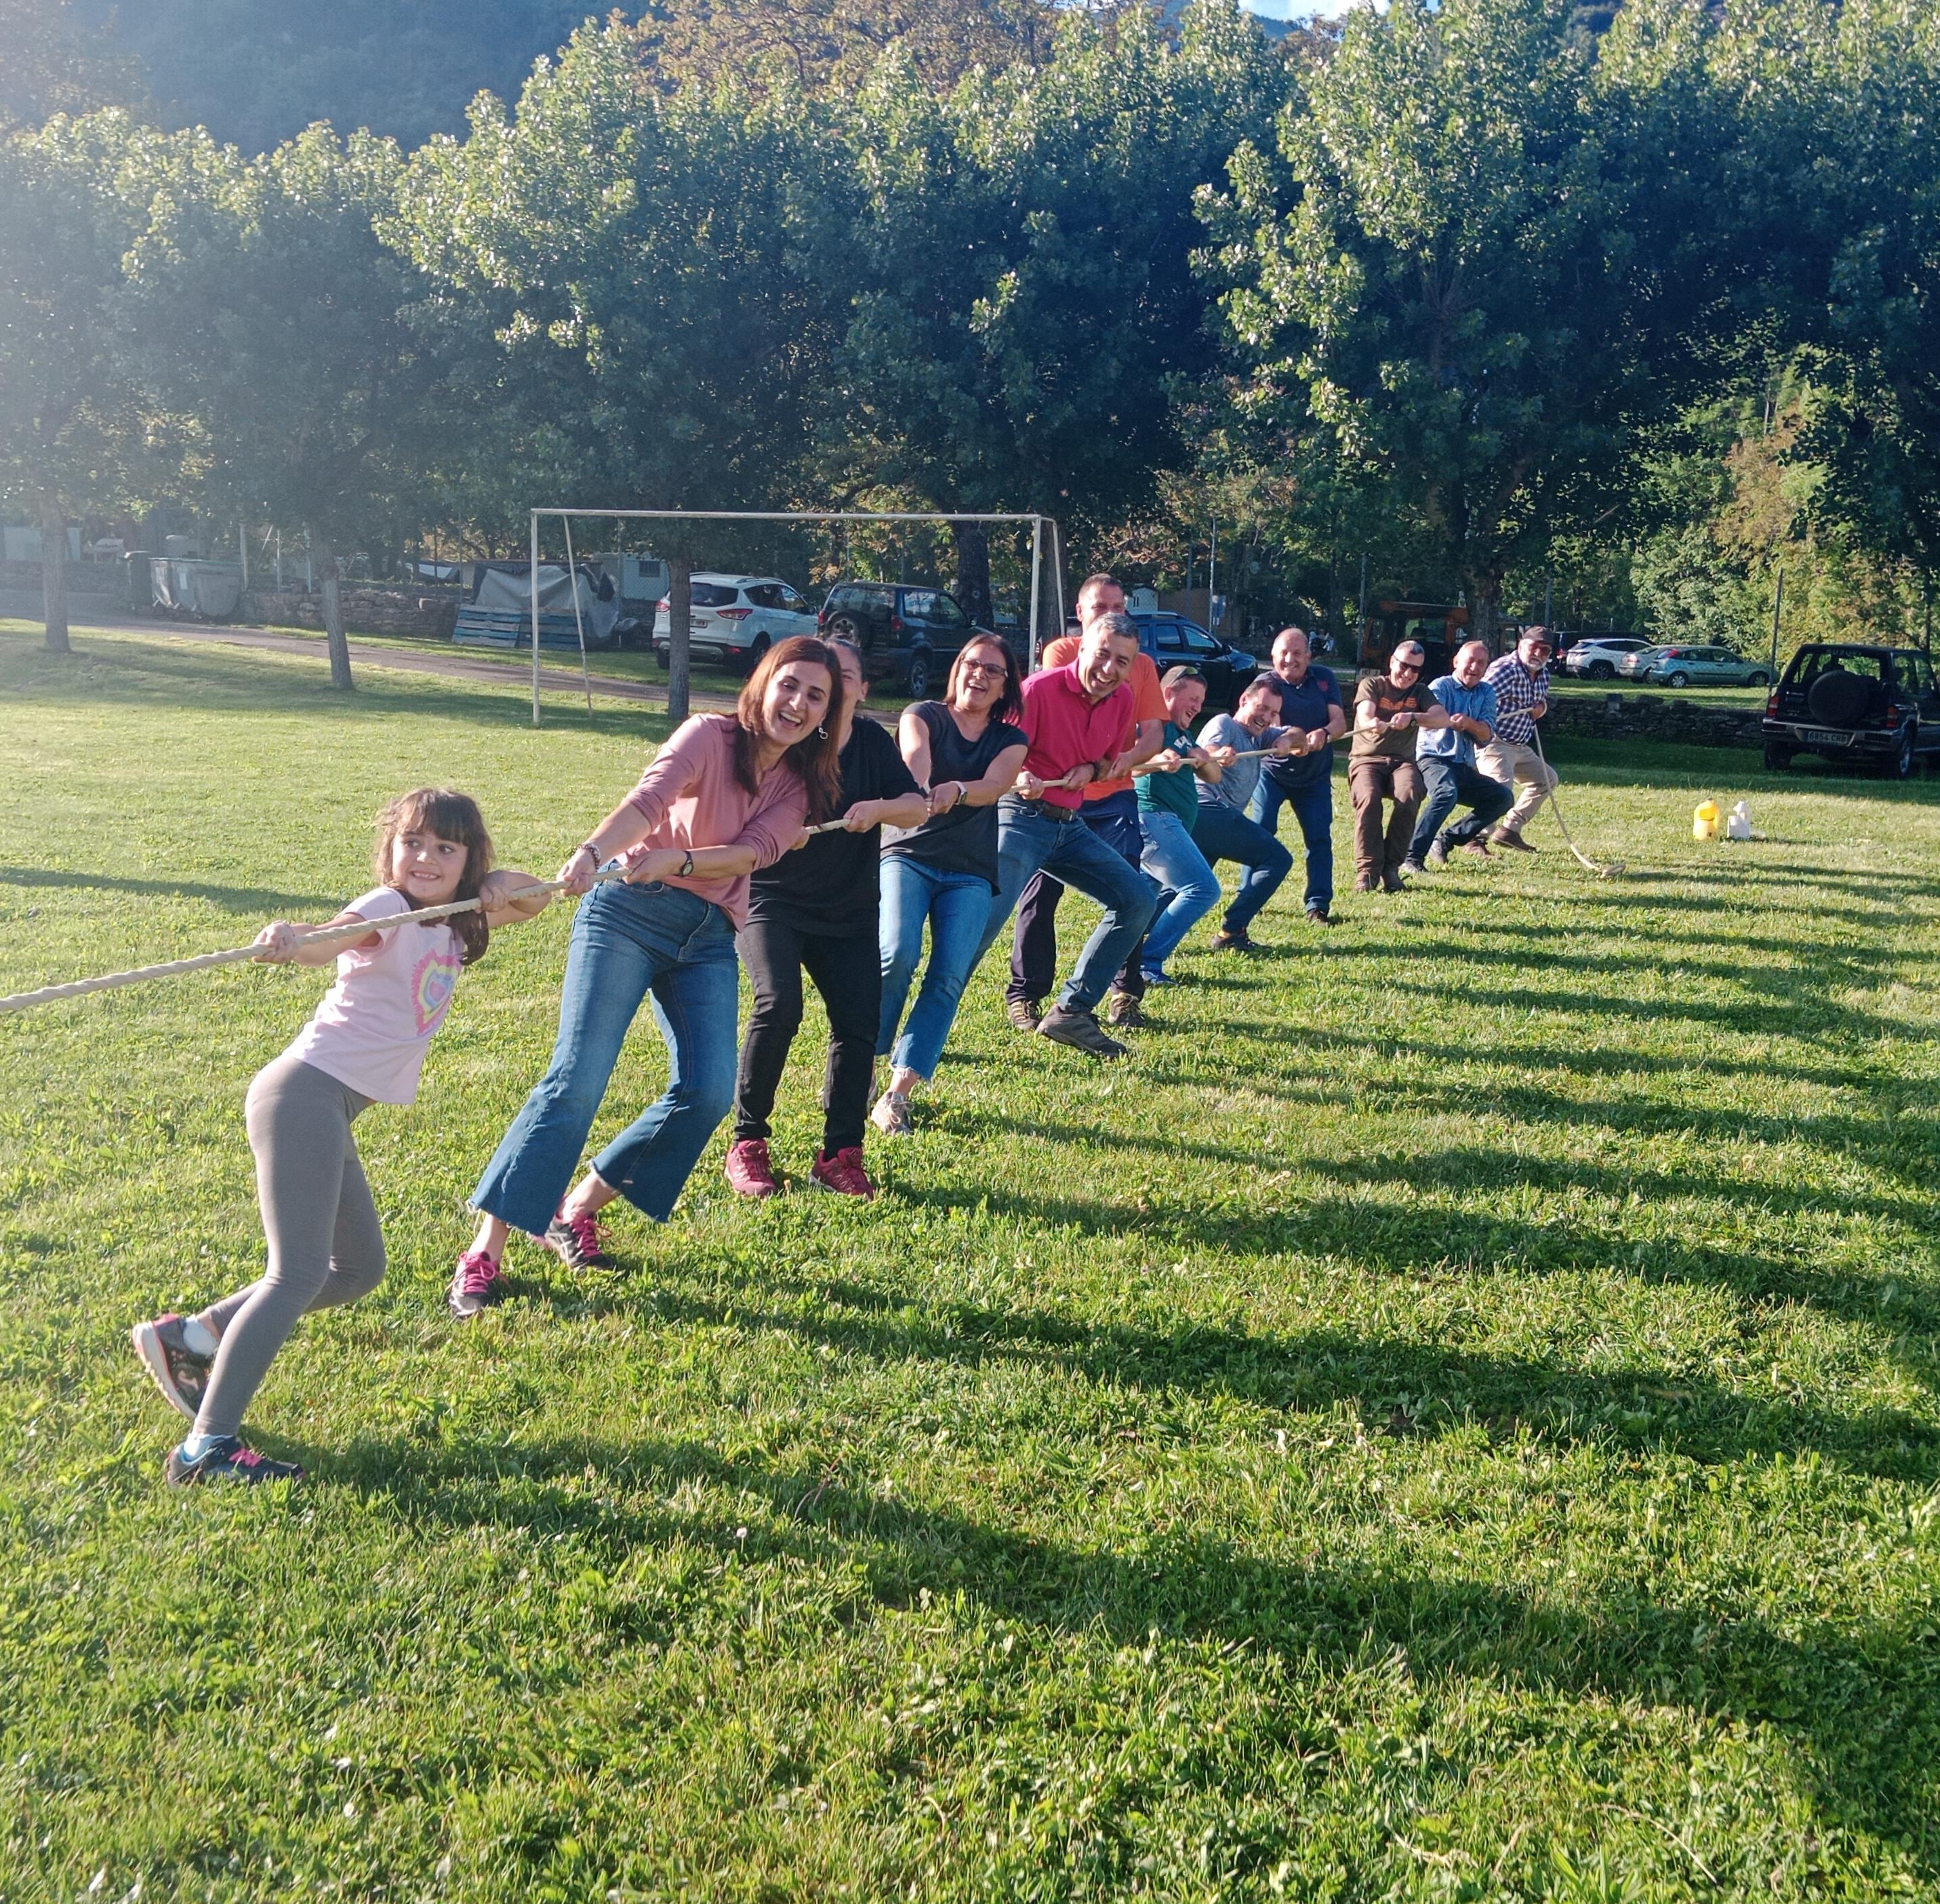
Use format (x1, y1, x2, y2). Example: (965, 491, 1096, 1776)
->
(0, 864, 337, 915)
(527, 1255, 1938, 1479)
(335, 1426, 1940, 1866)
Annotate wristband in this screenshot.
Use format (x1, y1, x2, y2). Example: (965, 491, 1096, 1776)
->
(575, 842, 601, 863)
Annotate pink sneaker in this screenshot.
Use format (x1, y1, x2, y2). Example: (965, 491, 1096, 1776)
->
(810, 1146, 876, 1200)
(724, 1137, 782, 1198)
(447, 1250, 508, 1319)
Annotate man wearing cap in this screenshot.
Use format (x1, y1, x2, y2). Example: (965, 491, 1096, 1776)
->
(1249, 626, 1346, 924)
(1478, 627, 1559, 851)
(1402, 638, 1514, 872)
(1348, 639, 1453, 892)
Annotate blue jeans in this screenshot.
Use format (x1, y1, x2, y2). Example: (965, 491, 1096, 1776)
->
(1190, 800, 1293, 933)
(1409, 757, 1515, 858)
(1248, 771, 1334, 913)
(472, 880, 740, 1230)
(1137, 809, 1221, 971)
(878, 856, 995, 1080)
(975, 800, 1159, 1013)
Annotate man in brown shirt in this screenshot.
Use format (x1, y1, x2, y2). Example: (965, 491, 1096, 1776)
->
(1349, 639, 1453, 892)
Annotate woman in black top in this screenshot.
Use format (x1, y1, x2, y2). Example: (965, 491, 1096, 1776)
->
(872, 635, 1030, 1137)
(726, 639, 927, 1200)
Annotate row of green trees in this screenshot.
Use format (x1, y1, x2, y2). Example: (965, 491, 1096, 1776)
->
(3, 0, 1936, 697)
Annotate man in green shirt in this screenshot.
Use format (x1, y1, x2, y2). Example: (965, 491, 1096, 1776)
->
(1133, 666, 1228, 984)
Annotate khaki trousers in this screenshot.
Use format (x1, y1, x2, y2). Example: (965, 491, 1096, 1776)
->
(1474, 735, 1557, 833)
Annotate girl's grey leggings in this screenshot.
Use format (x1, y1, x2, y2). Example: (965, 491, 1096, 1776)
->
(193, 1052, 385, 1440)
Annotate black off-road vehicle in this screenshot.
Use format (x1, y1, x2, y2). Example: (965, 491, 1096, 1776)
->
(1763, 643, 1940, 777)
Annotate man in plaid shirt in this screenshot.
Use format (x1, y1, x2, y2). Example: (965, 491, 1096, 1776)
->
(1478, 626, 1559, 851)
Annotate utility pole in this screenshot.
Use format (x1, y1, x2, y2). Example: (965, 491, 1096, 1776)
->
(1769, 568, 1783, 674)
(1207, 517, 1217, 632)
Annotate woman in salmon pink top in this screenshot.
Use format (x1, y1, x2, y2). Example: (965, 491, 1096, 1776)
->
(453, 638, 843, 1310)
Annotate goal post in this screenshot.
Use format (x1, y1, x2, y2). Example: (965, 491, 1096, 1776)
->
(526, 506, 1059, 726)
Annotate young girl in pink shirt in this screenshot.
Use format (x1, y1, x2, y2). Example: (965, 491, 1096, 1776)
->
(130, 789, 549, 1485)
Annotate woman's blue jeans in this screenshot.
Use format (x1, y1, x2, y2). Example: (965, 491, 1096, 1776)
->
(877, 856, 994, 1080)
(1137, 809, 1221, 971)
(472, 880, 739, 1230)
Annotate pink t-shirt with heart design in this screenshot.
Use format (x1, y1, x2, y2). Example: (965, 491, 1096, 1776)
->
(285, 887, 464, 1105)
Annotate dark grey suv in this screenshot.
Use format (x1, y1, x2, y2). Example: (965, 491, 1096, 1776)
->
(817, 582, 988, 698)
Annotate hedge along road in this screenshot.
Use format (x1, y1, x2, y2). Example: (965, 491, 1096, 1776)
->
(0, 595, 744, 714)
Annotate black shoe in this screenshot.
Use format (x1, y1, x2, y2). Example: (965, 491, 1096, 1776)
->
(1381, 869, 1409, 893)
(1209, 928, 1262, 954)
(1036, 1005, 1128, 1059)
(132, 1314, 214, 1423)
(1006, 995, 1044, 1033)
(165, 1435, 305, 1487)
(1305, 906, 1333, 927)
(1425, 838, 1450, 868)
(1398, 858, 1428, 878)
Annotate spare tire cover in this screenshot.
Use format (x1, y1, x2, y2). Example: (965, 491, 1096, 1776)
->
(1806, 668, 1872, 725)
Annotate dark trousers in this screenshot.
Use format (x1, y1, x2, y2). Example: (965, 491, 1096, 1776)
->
(733, 918, 880, 1156)
(1007, 790, 1148, 1005)
(1409, 758, 1516, 859)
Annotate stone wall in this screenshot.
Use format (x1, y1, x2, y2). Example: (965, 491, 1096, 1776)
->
(1543, 691, 1762, 750)
(0, 560, 122, 594)
(241, 587, 460, 641)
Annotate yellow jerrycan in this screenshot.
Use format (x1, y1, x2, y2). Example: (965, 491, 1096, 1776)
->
(1692, 798, 1720, 841)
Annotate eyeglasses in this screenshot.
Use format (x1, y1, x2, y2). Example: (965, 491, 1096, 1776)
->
(958, 657, 1007, 678)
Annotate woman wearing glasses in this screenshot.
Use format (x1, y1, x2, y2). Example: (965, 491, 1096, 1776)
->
(1348, 638, 1453, 893)
(872, 636, 1030, 1135)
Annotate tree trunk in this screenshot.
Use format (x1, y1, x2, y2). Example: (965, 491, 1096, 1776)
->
(312, 532, 354, 689)
(950, 521, 993, 628)
(666, 555, 693, 725)
(1466, 574, 1504, 656)
(39, 490, 70, 654)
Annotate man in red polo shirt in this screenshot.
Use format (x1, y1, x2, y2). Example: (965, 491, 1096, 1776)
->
(1007, 572, 1167, 1032)
(966, 613, 1160, 1059)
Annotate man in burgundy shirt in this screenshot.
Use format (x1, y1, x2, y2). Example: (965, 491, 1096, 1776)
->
(967, 613, 1160, 1059)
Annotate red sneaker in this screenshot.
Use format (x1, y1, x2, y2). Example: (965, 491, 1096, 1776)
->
(724, 1137, 782, 1198)
(810, 1147, 876, 1200)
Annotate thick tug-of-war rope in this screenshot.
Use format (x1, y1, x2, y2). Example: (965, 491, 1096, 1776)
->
(0, 867, 632, 1016)
(1529, 724, 1624, 878)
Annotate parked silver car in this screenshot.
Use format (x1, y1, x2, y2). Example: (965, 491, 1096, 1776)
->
(1562, 634, 1654, 679)
(653, 573, 819, 673)
(1615, 642, 1771, 688)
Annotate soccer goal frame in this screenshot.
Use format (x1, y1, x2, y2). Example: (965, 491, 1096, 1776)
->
(526, 506, 1064, 726)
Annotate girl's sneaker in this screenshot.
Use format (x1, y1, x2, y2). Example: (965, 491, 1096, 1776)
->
(542, 1209, 612, 1270)
(131, 1314, 214, 1422)
(447, 1250, 508, 1318)
(165, 1435, 304, 1487)
(1139, 967, 1177, 987)
(870, 1091, 913, 1138)
(724, 1138, 782, 1198)
(810, 1147, 876, 1200)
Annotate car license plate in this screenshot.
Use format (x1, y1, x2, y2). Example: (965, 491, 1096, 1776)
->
(1802, 729, 1853, 747)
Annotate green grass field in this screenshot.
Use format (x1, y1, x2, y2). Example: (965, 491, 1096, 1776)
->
(2, 626, 1937, 1901)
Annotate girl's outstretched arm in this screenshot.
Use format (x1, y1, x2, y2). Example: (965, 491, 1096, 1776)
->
(254, 910, 380, 965)
(480, 868, 552, 929)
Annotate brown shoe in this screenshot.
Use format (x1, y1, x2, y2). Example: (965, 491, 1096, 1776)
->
(1491, 827, 1537, 853)
(1460, 839, 1493, 859)
(1006, 995, 1043, 1032)
(1037, 1004, 1129, 1059)
(1354, 873, 1378, 893)
(1103, 989, 1144, 1030)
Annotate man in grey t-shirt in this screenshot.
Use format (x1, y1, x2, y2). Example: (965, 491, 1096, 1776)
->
(1193, 674, 1300, 952)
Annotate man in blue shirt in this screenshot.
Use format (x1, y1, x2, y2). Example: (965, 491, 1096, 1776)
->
(1248, 626, 1346, 923)
(1401, 639, 1514, 872)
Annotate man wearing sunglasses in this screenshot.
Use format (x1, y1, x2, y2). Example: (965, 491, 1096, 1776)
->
(1348, 638, 1454, 892)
